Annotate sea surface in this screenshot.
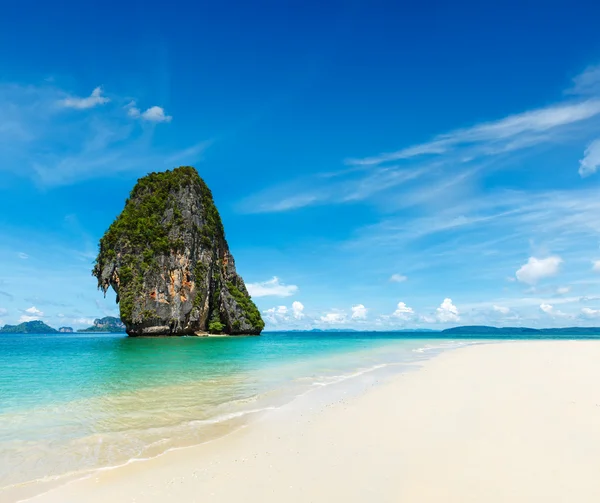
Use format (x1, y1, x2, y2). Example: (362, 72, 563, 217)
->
(0, 330, 595, 497)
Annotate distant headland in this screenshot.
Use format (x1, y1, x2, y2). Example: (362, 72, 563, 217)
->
(441, 325, 600, 335)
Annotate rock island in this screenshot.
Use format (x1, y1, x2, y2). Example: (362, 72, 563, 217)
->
(93, 166, 264, 336)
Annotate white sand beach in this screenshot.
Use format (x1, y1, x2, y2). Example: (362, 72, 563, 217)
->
(23, 341, 600, 502)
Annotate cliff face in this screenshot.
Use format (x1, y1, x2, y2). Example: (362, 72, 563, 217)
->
(93, 166, 264, 336)
(78, 316, 126, 333)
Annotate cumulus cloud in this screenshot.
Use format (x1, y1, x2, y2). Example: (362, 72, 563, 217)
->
(593, 260, 600, 272)
(263, 302, 306, 325)
(320, 312, 346, 324)
(263, 305, 288, 324)
(392, 301, 415, 320)
(19, 306, 44, 322)
(540, 303, 569, 317)
(351, 304, 368, 320)
(60, 87, 110, 109)
(292, 301, 305, 319)
(436, 298, 460, 323)
(389, 274, 407, 283)
(247, 277, 298, 298)
(493, 305, 510, 314)
(515, 256, 562, 285)
(128, 102, 172, 123)
(579, 138, 600, 177)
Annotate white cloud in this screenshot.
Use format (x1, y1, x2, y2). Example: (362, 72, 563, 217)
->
(392, 301, 415, 320)
(19, 306, 44, 323)
(60, 87, 110, 109)
(0, 308, 7, 316)
(0, 82, 207, 186)
(581, 307, 600, 318)
(247, 277, 298, 298)
(436, 298, 460, 323)
(389, 274, 407, 283)
(493, 305, 510, 314)
(292, 301, 305, 319)
(592, 260, 600, 272)
(242, 65, 600, 216)
(351, 304, 368, 320)
(320, 312, 346, 324)
(128, 103, 172, 123)
(556, 286, 571, 295)
(18, 252, 29, 259)
(579, 138, 600, 177)
(515, 256, 562, 285)
(347, 99, 600, 167)
(566, 65, 600, 96)
(540, 303, 569, 318)
(264, 301, 305, 325)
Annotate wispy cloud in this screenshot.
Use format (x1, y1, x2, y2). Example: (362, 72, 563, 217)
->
(60, 87, 110, 109)
(246, 277, 298, 297)
(0, 82, 207, 186)
(239, 165, 430, 213)
(566, 64, 600, 97)
(240, 65, 600, 215)
(579, 139, 600, 177)
(346, 100, 600, 167)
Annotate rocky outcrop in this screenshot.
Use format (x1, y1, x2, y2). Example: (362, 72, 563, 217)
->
(58, 327, 74, 333)
(92, 166, 264, 336)
(78, 317, 126, 333)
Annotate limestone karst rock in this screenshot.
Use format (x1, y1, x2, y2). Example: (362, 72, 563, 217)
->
(93, 166, 264, 336)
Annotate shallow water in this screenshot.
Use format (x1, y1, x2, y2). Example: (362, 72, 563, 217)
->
(0, 330, 592, 494)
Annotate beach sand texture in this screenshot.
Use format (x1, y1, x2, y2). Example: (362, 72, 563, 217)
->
(25, 341, 600, 502)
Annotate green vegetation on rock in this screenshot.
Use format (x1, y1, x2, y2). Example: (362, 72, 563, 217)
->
(93, 166, 263, 336)
(78, 316, 126, 333)
(227, 282, 265, 332)
(0, 321, 58, 334)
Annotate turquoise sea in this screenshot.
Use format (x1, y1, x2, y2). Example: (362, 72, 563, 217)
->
(0, 330, 596, 497)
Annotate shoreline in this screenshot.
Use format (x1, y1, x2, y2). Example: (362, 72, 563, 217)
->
(18, 340, 600, 502)
(3, 339, 467, 502)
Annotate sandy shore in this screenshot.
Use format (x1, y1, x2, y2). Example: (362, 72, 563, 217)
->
(23, 341, 600, 502)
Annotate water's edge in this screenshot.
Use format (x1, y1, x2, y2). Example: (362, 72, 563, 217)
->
(3, 337, 484, 502)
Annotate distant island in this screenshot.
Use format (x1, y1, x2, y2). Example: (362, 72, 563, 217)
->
(442, 326, 600, 335)
(0, 319, 125, 334)
(0, 320, 58, 334)
(78, 316, 126, 333)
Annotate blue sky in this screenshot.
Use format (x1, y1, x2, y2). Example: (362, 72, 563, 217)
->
(2, 1, 600, 330)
